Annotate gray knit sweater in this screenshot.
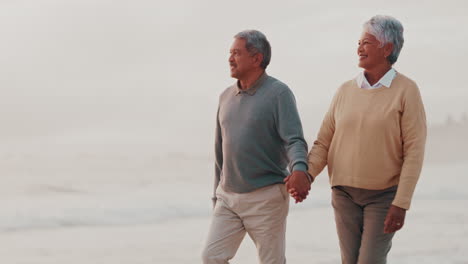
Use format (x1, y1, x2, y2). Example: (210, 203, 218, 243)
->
(213, 73, 308, 200)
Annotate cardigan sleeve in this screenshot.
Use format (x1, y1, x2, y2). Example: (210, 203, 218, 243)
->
(307, 87, 341, 178)
(392, 83, 427, 210)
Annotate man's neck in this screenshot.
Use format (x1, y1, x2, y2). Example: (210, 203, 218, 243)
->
(364, 64, 392, 86)
(238, 70, 265, 90)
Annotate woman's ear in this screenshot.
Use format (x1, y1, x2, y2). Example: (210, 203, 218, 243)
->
(384, 42, 394, 59)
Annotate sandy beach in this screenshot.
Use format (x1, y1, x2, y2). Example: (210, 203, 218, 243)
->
(0, 157, 467, 263)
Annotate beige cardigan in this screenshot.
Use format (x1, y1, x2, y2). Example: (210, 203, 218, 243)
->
(308, 73, 426, 209)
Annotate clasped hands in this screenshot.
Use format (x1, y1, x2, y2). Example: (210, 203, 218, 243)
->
(284, 171, 407, 233)
(283, 170, 312, 203)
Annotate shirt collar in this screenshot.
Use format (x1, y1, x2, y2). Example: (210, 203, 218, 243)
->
(356, 68, 396, 89)
(236, 72, 268, 96)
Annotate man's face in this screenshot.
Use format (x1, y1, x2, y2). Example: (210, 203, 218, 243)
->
(357, 32, 389, 70)
(228, 38, 258, 79)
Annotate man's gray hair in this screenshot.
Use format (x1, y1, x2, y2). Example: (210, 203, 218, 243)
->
(234, 30, 271, 69)
(363, 15, 404, 65)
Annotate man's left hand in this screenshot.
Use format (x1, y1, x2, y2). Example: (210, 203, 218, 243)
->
(284, 171, 311, 203)
(384, 205, 406, 233)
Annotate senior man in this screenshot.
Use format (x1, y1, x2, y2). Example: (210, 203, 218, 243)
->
(201, 30, 311, 264)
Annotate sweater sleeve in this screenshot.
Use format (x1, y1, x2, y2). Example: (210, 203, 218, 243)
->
(392, 83, 427, 210)
(275, 89, 308, 172)
(307, 88, 339, 178)
(213, 105, 223, 202)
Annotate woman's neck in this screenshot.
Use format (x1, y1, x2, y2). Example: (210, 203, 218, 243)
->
(364, 64, 392, 86)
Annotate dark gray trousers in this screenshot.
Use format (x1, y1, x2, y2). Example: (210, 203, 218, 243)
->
(332, 185, 398, 264)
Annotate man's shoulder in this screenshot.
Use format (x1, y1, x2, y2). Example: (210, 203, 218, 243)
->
(264, 75, 292, 95)
(219, 83, 237, 101)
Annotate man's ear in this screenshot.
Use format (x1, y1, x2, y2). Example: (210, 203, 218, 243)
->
(253, 53, 264, 67)
(384, 42, 394, 59)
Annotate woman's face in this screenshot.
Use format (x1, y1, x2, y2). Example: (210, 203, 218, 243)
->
(357, 32, 390, 70)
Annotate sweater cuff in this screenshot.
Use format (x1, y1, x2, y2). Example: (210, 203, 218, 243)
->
(391, 199, 410, 210)
(292, 162, 312, 183)
(292, 162, 307, 172)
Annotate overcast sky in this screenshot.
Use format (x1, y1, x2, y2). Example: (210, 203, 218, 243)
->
(1, 0, 467, 155)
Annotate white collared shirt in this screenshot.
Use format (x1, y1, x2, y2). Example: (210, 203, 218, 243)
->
(355, 68, 397, 89)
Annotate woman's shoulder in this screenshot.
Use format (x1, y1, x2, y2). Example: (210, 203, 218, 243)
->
(393, 72, 419, 90)
(392, 72, 424, 101)
(335, 79, 358, 94)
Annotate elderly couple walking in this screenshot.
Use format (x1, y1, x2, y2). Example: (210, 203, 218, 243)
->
(202, 15, 427, 264)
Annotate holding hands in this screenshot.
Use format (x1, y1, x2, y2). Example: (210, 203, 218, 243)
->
(284, 171, 312, 203)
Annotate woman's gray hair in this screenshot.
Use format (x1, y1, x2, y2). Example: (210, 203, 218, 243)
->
(234, 30, 271, 69)
(363, 15, 404, 64)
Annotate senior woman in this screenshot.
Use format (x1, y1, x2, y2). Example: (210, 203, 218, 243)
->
(286, 15, 426, 263)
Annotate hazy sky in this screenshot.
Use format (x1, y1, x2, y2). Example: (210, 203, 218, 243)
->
(1, 0, 467, 155)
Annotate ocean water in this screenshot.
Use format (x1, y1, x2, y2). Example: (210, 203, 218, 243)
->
(0, 153, 212, 232)
(0, 152, 467, 263)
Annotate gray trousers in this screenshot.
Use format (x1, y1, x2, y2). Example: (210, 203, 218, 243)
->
(332, 185, 398, 264)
